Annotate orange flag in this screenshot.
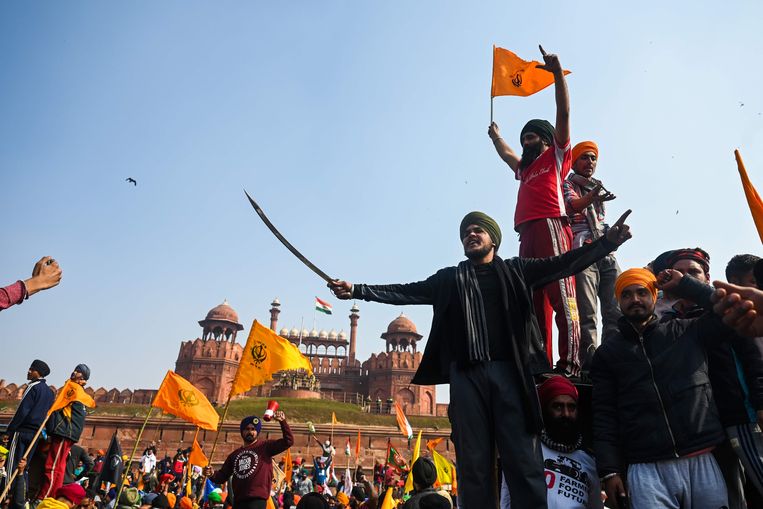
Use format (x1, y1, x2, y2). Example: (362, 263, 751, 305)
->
(230, 320, 314, 397)
(189, 433, 208, 467)
(491, 46, 571, 98)
(355, 430, 361, 460)
(393, 402, 412, 439)
(735, 149, 763, 243)
(151, 371, 219, 431)
(48, 380, 96, 415)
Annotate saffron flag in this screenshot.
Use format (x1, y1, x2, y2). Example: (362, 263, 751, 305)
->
(491, 46, 571, 98)
(284, 448, 293, 484)
(355, 430, 361, 460)
(189, 434, 208, 467)
(152, 371, 219, 431)
(331, 412, 339, 425)
(735, 149, 763, 243)
(379, 487, 395, 509)
(404, 430, 422, 494)
(48, 380, 96, 415)
(394, 402, 413, 439)
(230, 320, 314, 397)
(315, 297, 333, 315)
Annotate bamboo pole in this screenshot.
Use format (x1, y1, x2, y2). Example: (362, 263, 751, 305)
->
(0, 412, 52, 503)
(114, 407, 154, 507)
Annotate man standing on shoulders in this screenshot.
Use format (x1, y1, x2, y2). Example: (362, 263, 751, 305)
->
(488, 46, 581, 375)
(39, 364, 91, 500)
(501, 375, 603, 509)
(204, 411, 293, 509)
(329, 209, 632, 508)
(562, 142, 619, 368)
(592, 268, 731, 509)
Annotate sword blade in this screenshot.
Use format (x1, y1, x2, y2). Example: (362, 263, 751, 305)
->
(244, 190, 334, 283)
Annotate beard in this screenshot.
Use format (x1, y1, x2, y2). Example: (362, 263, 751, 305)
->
(544, 415, 580, 445)
(519, 141, 544, 170)
(464, 243, 493, 261)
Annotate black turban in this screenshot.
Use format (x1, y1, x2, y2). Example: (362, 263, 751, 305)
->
(520, 119, 556, 146)
(30, 359, 50, 378)
(412, 457, 437, 488)
(460, 212, 502, 250)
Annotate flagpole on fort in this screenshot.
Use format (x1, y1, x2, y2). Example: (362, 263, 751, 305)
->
(114, 407, 154, 508)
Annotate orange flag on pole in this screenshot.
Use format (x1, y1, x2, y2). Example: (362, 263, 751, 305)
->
(355, 430, 361, 460)
(735, 149, 763, 243)
(189, 434, 208, 467)
(491, 46, 571, 98)
(284, 448, 293, 484)
(48, 380, 96, 415)
(230, 320, 314, 397)
(152, 371, 219, 431)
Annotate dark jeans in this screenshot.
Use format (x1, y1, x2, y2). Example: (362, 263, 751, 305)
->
(449, 362, 546, 509)
(6, 431, 38, 509)
(234, 499, 267, 509)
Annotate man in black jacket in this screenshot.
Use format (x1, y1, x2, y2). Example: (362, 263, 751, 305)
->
(591, 268, 733, 509)
(329, 210, 632, 509)
(3, 359, 54, 509)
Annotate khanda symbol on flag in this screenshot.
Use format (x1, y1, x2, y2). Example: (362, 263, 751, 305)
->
(152, 371, 219, 431)
(491, 46, 571, 98)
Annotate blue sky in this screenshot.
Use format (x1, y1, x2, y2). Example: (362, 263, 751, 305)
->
(2, 2, 762, 404)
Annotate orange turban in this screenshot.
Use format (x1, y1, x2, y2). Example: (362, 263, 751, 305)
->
(571, 141, 599, 164)
(615, 268, 657, 301)
(166, 493, 177, 509)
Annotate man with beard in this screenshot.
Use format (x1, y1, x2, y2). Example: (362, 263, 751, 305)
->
(591, 268, 733, 509)
(661, 249, 763, 509)
(328, 210, 632, 508)
(204, 411, 292, 509)
(562, 142, 620, 368)
(488, 46, 581, 376)
(501, 375, 603, 508)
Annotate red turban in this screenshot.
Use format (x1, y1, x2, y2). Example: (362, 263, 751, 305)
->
(55, 484, 86, 505)
(571, 141, 599, 164)
(537, 376, 578, 407)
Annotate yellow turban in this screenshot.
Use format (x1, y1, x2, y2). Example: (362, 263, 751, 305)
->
(615, 268, 658, 301)
(571, 141, 599, 164)
(336, 492, 349, 505)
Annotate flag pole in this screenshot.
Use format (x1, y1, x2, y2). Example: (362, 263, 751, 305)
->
(490, 44, 495, 124)
(490, 97, 494, 124)
(114, 407, 154, 507)
(207, 393, 232, 465)
(183, 427, 199, 496)
(0, 413, 52, 503)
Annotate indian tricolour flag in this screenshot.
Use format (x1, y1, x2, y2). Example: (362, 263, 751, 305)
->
(315, 297, 333, 315)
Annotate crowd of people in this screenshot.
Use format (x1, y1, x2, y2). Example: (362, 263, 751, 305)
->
(5, 45, 763, 509)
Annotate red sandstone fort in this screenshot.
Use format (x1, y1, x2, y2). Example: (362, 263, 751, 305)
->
(0, 300, 454, 463)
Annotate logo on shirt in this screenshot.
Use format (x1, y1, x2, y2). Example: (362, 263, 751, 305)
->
(544, 455, 590, 505)
(233, 450, 259, 479)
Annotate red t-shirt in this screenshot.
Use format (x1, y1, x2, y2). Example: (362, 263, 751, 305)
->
(513, 139, 571, 231)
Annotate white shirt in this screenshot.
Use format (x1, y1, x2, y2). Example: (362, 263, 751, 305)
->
(501, 443, 603, 509)
(141, 452, 156, 473)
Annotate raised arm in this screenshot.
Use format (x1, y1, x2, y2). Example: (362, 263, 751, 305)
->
(488, 122, 520, 172)
(537, 45, 569, 146)
(328, 273, 439, 306)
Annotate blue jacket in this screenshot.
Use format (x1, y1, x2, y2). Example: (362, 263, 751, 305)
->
(7, 379, 55, 435)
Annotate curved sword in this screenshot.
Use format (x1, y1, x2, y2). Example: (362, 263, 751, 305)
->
(244, 190, 334, 283)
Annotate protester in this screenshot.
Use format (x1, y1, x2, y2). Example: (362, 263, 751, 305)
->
(205, 411, 292, 509)
(37, 483, 87, 509)
(403, 458, 449, 509)
(38, 365, 91, 501)
(329, 210, 632, 508)
(4, 359, 55, 509)
(592, 268, 733, 508)
(64, 444, 94, 485)
(726, 254, 760, 288)
(487, 47, 582, 376)
(1, 256, 63, 311)
(563, 141, 620, 367)
(502, 375, 602, 508)
(661, 249, 763, 508)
